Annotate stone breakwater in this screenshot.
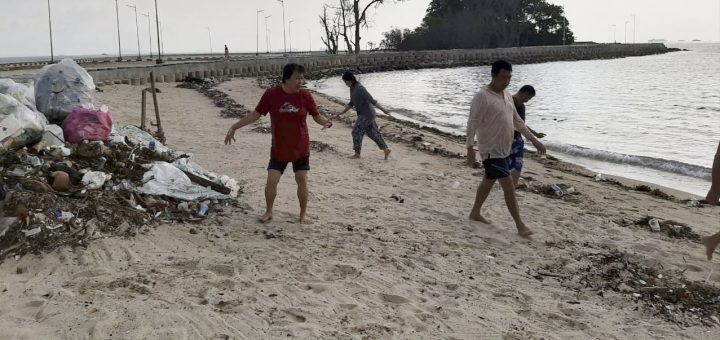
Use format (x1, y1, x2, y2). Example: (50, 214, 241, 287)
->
(10, 44, 672, 86)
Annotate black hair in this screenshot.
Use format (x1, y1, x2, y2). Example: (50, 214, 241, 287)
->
(491, 60, 512, 75)
(519, 85, 536, 96)
(282, 63, 305, 83)
(342, 71, 358, 85)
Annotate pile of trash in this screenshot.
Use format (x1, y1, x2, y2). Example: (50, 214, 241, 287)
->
(615, 216, 702, 242)
(533, 246, 720, 327)
(0, 60, 241, 259)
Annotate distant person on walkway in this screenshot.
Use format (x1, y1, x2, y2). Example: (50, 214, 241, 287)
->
(510, 85, 546, 187)
(224, 45, 230, 59)
(466, 60, 547, 238)
(333, 71, 392, 160)
(224, 63, 333, 223)
(702, 141, 720, 260)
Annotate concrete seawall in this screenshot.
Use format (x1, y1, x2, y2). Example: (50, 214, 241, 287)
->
(17, 44, 673, 86)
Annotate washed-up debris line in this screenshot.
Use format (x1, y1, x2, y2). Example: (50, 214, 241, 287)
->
(177, 77, 252, 118)
(315, 106, 465, 160)
(615, 216, 702, 242)
(310, 141, 334, 153)
(257, 77, 281, 90)
(523, 152, 686, 205)
(519, 182, 582, 203)
(0, 136, 242, 261)
(532, 246, 720, 327)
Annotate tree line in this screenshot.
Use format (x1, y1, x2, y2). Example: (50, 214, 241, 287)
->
(319, 0, 574, 54)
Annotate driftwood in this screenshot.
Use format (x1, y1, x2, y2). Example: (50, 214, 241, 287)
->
(181, 170, 231, 195)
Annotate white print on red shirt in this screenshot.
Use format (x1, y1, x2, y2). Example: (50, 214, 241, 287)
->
(279, 102, 300, 113)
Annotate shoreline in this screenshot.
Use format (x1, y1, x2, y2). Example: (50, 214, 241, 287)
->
(309, 89, 704, 202)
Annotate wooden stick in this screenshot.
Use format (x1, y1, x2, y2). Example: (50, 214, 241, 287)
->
(149, 71, 165, 143)
(140, 89, 147, 130)
(181, 170, 231, 195)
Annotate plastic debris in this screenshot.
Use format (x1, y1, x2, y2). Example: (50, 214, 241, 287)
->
(81, 171, 112, 190)
(648, 218, 661, 232)
(34, 59, 95, 122)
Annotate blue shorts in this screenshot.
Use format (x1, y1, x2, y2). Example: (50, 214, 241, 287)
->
(507, 137, 524, 172)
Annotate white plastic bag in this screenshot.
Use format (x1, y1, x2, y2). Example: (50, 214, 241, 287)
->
(82, 171, 112, 190)
(112, 125, 172, 154)
(34, 59, 95, 122)
(0, 93, 48, 150)
(0, 79, 36, 110)
(139, 162, 229, 201)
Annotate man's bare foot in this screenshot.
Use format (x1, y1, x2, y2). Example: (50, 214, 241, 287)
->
(259, 212, 273, 223)
(703, 236, 719, 260)
(349, 154, 361, 159)
(469, 213, 491, 224)
(298, 215, 312, 224)
(516, 224, 534, 239)
(384, 149, 391, 160)
(517, 228, 534, 239)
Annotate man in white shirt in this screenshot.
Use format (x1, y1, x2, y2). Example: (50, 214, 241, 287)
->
(465, 60, 546, 238)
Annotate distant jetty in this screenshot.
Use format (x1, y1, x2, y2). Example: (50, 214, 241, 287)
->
(5, 44, 673, 86)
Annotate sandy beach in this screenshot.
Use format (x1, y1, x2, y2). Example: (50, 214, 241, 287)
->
(1, 77, 719, 339)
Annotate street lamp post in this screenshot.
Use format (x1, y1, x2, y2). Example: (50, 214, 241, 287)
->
(265, 15, 272, 53)
(308, 28, 311, 52)
(143, 13, 153, 58)
(114, 0, 122, 61)
(47, 0, 54, 63)
(631, 14, 637, 44)
(205, 27, 213, 56)
(154, 0, 163, 64)
(288, 20, 294, 53)
(612, 24, 617, 43)
(562, 18, 566, 45)
(158, 21, 164, 57)
(256, 9, 264, 56)
(127, 4, 142, 60)
(277, 0, 287, 53)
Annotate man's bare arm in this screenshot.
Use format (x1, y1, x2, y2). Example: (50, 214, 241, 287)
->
(224, 111, 262, 145)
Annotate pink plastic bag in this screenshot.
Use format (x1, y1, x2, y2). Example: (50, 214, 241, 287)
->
(61, 107, 113, 144)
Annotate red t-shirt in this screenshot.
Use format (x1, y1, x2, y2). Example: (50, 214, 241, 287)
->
(255, 86, 320, 162)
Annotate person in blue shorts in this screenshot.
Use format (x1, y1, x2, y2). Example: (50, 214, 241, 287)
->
(509, 85, 546, 187)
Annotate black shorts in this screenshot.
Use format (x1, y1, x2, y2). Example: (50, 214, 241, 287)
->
(482, 157, 511, 180)
(267, 156, 310, 174)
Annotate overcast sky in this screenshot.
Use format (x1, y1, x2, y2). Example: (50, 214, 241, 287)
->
(0, 0, 718, 58)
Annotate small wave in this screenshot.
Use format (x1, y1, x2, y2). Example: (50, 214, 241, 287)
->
(545, 142, 712, 180)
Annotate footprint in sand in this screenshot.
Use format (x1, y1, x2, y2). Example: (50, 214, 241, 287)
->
(381, 293, 411, 304)
(546, 311, 589, 331)
(70, 268, 109, 279)
(207, 264, 236, 277)
(25, 300, 45, 308)
(339, 303, 358, 311)
(305, 283, 328, 294)
(324, 264, 361, 281)
(284, 309, 308, 323)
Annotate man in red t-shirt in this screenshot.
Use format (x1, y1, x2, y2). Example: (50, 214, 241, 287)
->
(225, 63, 333, 223)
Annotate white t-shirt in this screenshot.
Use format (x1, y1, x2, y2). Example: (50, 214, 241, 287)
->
(466, 87, 535, 159)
